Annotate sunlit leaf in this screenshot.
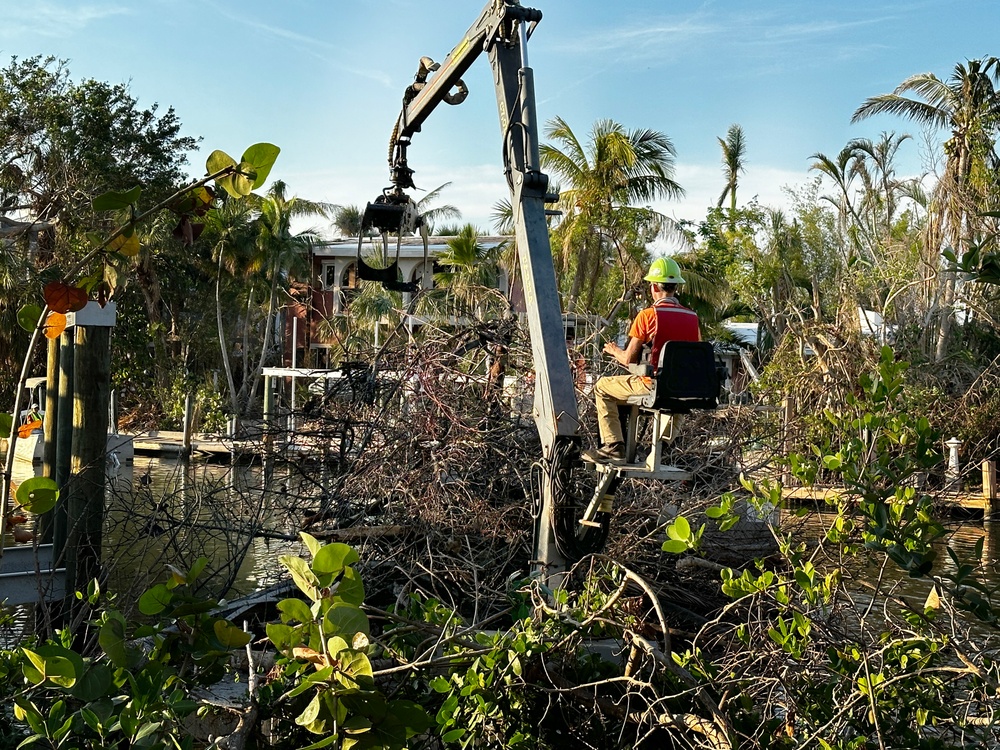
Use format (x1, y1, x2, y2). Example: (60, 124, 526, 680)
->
(300, 532, 322, 558)
(207, 150, 243, 199)
(22, 647, 77, 688)
(14, 477, 59, 514)
(213, 620, 252, 649)
(0, 413, 12, 436)
(312, 542, 359, 575)
(17, 304, 43, 332)
(92, 186, 141, 211)
(323, 604, 369, 638)
(242, 143, 280, 189)
(45, 312, 67, 339)
(44, 281, 88, 314)
(108, 231, 140, 257)
(138, 583, 172, 615)
(277, 597, 314, 624)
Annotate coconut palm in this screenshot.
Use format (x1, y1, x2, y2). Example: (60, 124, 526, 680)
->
(540, 116, 684, 312)
(240, 181, 332, 408)
(429, 224, 506, 319)
(334, 205, 363, 237)
(202, 196, 257, 416)
(415, 182, 461, 234)
(717, 124, 747, 215)
(852, 57, 1000, 359)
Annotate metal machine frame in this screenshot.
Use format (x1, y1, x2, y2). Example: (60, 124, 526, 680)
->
(371, 0, 583, 579)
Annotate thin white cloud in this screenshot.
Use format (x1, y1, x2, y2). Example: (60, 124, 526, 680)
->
(1, 3, 130, 38)
(555, 8, 899, 65)
(207, 2, 393, 87)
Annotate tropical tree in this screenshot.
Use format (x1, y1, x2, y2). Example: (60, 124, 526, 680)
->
(540, 116, 684, 313)
(415, 182, 461, 234)
(334, 204, 363, 237)
(717, 123, 747, 216)
(428, 224, 505, 319)
(202, 196, 257, 416)
(852, 57, 1000, 359)
(240, 181, 331, 410)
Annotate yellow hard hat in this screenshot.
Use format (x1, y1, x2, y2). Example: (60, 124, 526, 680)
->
(644, 257, 685, 284)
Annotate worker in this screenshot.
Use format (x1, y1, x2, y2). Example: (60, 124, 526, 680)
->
(584, 257, 701, 463)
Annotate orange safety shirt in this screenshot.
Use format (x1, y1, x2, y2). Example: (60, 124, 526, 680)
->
(628, 297, 701, 375)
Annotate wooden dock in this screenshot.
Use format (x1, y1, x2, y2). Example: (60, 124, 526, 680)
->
(782, 485, 998, 517)
(128, 430, 236, 460)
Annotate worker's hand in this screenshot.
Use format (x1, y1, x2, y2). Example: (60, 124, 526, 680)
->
(603, 341, 620, 357)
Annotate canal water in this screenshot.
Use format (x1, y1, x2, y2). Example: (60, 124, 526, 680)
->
(5, 455, 1000, 631)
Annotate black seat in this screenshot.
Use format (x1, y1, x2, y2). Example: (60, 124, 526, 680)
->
(636, 340, 723, 412)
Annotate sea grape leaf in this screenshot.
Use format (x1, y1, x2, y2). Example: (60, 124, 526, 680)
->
(15, 477, 59, 514)
(44, 281, 88, 314)
(45, 312, 67, 339)
(242, 143, 280, 189)
(17, 304, 43, 332)
(92, 186, 141, 211)
(108, 230, 140, 257)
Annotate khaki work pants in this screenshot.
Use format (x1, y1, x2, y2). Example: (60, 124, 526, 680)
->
(594, 374, 681, 446)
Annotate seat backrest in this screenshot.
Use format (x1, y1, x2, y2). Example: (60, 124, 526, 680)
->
(648, 341, 722, 412)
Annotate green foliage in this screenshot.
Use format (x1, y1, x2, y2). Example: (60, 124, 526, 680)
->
(262, 534, 431, 749)
(695, 346, 1000, 747)
(8, 560, 247, 750)
(384, 591, 565, 748)
(660, 514, 704, 554)
(13, 476, 59, 514)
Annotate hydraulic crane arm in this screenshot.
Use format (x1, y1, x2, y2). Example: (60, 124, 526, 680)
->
(375, 1, 602, 577)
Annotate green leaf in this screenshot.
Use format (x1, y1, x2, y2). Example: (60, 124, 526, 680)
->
(280, 555, 321, 600)
(15, 477, 59, 514)
(312, 542, 360, 575)
(661, 539, 687, 554)
(241, 143, 280, 189)
(138, 583, 172, 615)
(278, 597, 314, 624)
(265, 622, 297, 652)
(98, 617, 133, 668)
(0, 413, 12, 436)
(187, 556, 209, 583)
(213, 620, 252, 649)
(335, 567, 366, 606)
(72, 664, 113, 702)
(324, 604, 370, 638)
(207, 150, 243, 199)
(92, 186, 141, 211)
(300, 532, 322, 558)
(295, 693, 323, 731)
(442, 728, 466, 742)
(22, 647, 76, 688)
(17, 304, 43, 333)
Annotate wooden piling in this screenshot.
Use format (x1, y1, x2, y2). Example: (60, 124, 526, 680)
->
(65, 324, 111, 597)
(984, 460, 998, 519)
(52, 330, 75, 556)
(39, 338, 60, 545)
(181, 393, 194, 458)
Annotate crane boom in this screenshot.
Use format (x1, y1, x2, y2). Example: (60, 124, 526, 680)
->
(375, 0, 591, 578)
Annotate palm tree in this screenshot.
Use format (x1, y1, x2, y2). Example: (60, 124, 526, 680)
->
(717, 124, 747, 215)
(334, 205, 363, 237)
(429, 224, 505, 318)
(202, 196, 256, 417)
(540, 116, 684, 312)
(241, 181, 332, 408)
(852, 57, 1000, 359)
(415, 182, 461, 234)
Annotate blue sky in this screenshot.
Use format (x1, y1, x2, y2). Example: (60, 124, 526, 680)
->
(2, 1, 998, 240)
